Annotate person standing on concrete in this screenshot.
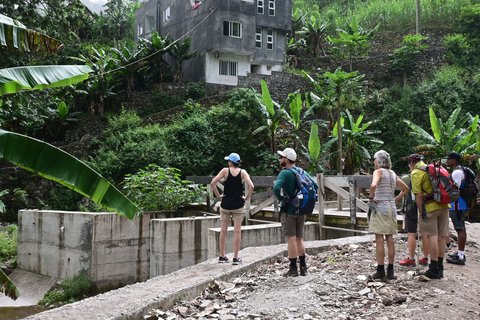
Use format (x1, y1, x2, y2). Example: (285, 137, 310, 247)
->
(368, 150, 409, 281)
(273, 147, 317, 277)
(398, 172, 430, 268)
(211, 153, 254, 265)
(409, 153, 450, 279)
(446, 152, 468, 265)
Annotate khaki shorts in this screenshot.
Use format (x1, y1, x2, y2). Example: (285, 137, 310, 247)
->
(281, 212, 306, 238)
(220, 207, 245, 222)
(419, 207, 449, 236)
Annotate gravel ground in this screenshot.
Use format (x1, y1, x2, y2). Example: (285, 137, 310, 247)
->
(145, 227, 480, 320)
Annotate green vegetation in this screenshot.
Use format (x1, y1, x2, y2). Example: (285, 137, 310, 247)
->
(123, 165, 206, 211)
(0, 224, 17, 264)
(39, 274, 93, 307)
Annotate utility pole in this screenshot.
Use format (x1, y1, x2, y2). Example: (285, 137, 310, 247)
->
(415, 0, 421, 34)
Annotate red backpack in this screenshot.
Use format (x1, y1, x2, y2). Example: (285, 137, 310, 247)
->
(420, 162, 459, 204)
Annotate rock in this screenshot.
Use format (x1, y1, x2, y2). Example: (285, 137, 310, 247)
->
(356, 275, 367, 281)
(303, 314, 313, 319)
(418, 275, 431, 282)
(393, 296, 407, 304)
(358, 288, 371, 295)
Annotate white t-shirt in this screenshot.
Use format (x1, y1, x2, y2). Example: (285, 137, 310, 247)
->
(452, 167, 465, 188)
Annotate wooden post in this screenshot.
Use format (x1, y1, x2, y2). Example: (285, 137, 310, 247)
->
(317, 173, 326, 240)
(206, 183, 212, 212)
(244, 182, 250, 225)
(349, 177, 357, 236)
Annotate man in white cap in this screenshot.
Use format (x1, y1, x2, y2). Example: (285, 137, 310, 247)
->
(273, 147, 316, 276)
(211, 153, 254, 265)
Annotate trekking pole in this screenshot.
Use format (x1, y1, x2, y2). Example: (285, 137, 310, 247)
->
(415, 226, 420, 275)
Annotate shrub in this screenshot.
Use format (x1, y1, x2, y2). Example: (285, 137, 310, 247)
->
(90, 110, 168, 181)
(0, 224, 17, 264)
(184, 82, 206, 100)
(123, 165, 206, 211)
(443, 34, 474, 68)
(163, 112, 214, 176)
(39, 274, 93, 306)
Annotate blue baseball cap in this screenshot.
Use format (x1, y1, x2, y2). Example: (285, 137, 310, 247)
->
(224, 153, 241, 164)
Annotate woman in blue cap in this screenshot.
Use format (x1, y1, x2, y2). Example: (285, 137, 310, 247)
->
(211, 153, 254, 264)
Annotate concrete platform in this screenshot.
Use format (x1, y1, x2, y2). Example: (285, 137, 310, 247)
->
(24, 235, 373, 320)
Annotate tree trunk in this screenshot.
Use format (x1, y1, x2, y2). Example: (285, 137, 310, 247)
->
(337, 102, 342, 176)
(416, 0, 421, 34)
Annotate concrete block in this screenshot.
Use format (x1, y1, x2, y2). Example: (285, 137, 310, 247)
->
(149, 216, 220, 276)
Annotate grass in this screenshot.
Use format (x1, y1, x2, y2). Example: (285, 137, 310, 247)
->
(295, 0, 472, 32)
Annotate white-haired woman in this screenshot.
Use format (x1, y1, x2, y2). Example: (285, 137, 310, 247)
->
(369, 150, 409, 281)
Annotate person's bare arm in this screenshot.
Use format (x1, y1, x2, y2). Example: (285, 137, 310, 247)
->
(369, 169, 382, 199)
(395, 176, 409, 202)
(242, 170, 255, 201)
(210, 168, 228, 198)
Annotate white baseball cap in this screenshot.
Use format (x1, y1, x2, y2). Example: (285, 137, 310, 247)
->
(277, 148, 297, 161)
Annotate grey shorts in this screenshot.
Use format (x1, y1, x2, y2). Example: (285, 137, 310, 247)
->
(280, 212, 306, 238)
(449, 210, 467, 230)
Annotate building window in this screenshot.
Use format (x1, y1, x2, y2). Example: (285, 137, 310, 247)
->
(257, 0, 264, 14)
(138, 24, 144, 36)
(266, 29, 274, 50)
(219, 60, 238, 76)
(255, 27, 262, 48)
(223, 21, 242, 38)
(268, 0, 275, 16)
(163, 6, 171, 22)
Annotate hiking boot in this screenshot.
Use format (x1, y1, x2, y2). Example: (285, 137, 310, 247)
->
(300, 265, 308, 276)
(232, 258, 242, 265)
(283, 266, 299, 277)
(439, 265, 444, 278)
(419, 257, 429, 266)
(368, 270, 386, 282)
(399, 258, 415, 267)
(446, 255, 466, 265)
(419, 268, 440, 279)
(218, 256, 229, 263)
(387, 268, 396, 280)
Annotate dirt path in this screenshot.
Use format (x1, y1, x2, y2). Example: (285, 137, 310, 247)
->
(150, 223, 480, 320)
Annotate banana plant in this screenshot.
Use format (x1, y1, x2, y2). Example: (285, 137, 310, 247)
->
(404, 106, 479, 159)
(304, 122, 337, 173)
(253, 79, 286, 153)
(333, 109, 383, 174)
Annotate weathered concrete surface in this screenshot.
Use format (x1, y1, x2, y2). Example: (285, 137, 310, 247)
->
(207, 221, 320, 259)
(24, 235, 372, 320)
(150, 216, 220, 276)
(17, 210, 152, 290)
(0, 270, 56, 307)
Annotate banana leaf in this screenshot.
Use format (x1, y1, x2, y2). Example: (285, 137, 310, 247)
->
(0, 129, 140, 219)
(0, 65, 93, 96)
(0, 13, 62, 53)
(0, 268, 19, 301)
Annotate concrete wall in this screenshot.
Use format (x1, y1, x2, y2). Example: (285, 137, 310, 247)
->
(18, 210, 152, 290)
(150, 216, 220, 276)
(207, 221, 320, 259)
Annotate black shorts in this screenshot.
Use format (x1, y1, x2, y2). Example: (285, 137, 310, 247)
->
(404, 210, 418, 233)
(449, 210, 467, 230)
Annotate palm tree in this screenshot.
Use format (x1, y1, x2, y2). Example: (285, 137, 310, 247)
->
(303, 122, 337, 173)
(168, 37, 196, 82)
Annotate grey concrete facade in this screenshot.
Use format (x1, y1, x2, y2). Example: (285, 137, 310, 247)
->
(135, 0, 292, 86)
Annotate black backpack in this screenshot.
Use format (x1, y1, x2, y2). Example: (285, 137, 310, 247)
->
(459, 166, 478, 202)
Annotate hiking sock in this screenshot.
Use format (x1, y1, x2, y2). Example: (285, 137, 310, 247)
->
(289, 258, 297, 268)
(377, 265, 385, 274)
(387, 264, 394, 270)
(438, 257, 444, 268)
(457, 251, 465, 259)
(299, 255, 306, 267)
(430, 260, 439, 272)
